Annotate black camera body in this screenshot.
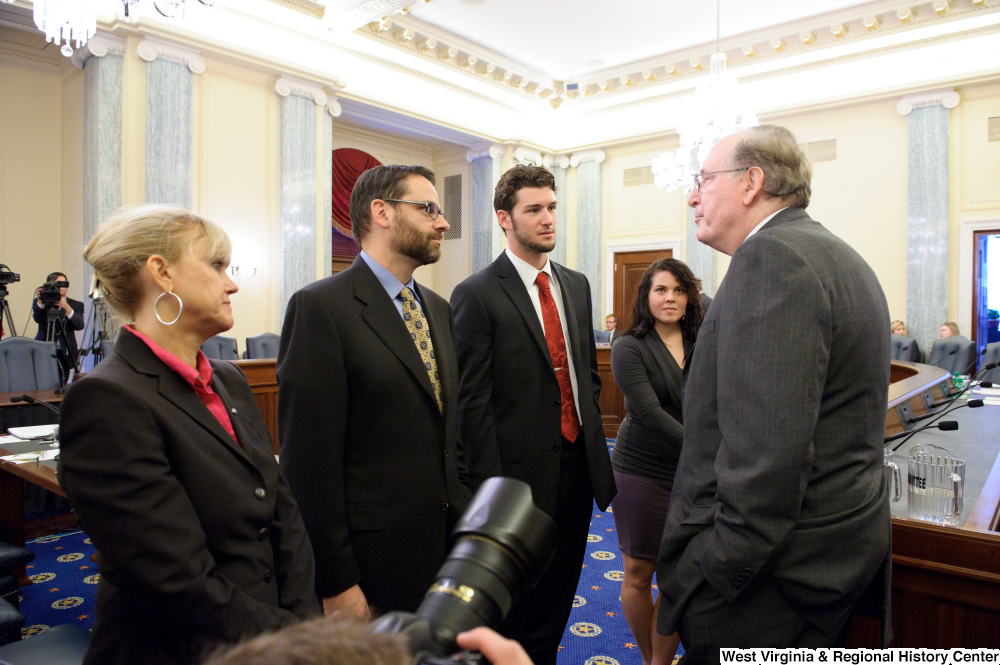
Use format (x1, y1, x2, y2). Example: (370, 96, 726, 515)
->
(38, 282, 64, 306)
(0, 265, 19, 286)
(372, 477, 557, 665)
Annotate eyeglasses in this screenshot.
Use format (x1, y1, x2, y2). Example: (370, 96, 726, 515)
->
(692, 168, 748, 192)
(383, 199, 443, 220)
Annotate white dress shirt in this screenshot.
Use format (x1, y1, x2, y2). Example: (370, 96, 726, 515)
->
(504, 247, 583, 422)
(742, 207, 789, 245)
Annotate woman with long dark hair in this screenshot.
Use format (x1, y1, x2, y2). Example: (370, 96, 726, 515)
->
(609, 258, 703, 665)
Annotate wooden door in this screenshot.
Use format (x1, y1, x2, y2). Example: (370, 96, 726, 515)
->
(612, 249, 674, 331)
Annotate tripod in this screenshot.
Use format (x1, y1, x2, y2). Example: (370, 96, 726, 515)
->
(78, 297, 113, 369)
(0, 286, 17, 338)
(44, 303, 75, 392)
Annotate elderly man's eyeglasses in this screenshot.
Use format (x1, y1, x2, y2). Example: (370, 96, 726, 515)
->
(692, 168, 748, 192)
(384, 199, 443, 220)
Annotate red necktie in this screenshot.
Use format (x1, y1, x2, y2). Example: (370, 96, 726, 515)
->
(534, 271, 581, 443)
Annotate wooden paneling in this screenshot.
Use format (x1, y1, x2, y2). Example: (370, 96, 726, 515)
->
(596, 347, 624, 438)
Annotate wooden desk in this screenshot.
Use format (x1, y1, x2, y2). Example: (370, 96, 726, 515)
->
(847, 361, 1000, 648)
(232, 359, 279, 455)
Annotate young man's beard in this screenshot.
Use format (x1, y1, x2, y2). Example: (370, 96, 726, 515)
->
(509, 212, 556, 254)
(390, 215, 442, 265)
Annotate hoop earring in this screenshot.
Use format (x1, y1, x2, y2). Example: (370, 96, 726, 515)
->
(154, 291, 183, 326)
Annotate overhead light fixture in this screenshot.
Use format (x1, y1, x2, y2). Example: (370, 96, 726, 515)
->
(651, 0, 758, 192)
(16, 0, 222, 57)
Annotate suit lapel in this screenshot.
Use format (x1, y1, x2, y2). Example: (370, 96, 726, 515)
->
(115, 330, 250, 463)
(351, 258, 439, 407)
(208, 371, 256, 463)
(496, 253, 554, 371)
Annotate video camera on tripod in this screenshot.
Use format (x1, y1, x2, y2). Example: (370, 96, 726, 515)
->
(37, 280, 67, 307)
(0, 264, 20, 336)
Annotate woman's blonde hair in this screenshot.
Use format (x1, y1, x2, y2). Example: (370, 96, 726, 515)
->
(890, 320, 906, 334)
(84, 205, 231, 323)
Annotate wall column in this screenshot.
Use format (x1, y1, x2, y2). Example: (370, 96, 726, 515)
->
(322, 98, 342, 278)
(74, 34, 125, 278)
(275, 77, 329, 321)
(898, 89, 959, 356)
(686, 207, 717, 297)
(468, 145, 503, 272)
(547, 155, 570, 267)
(137, 39, 204, 208)
(572, 150, 606, 327)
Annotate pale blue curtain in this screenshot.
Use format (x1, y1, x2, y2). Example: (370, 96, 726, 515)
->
(686, 207, 717, 297)
(576, 161, 603, 327)
(279, 96, 318, 322)
(145, 59, 192, 208)
(472, 155, 502, 272)
(551, 165, 568, 266)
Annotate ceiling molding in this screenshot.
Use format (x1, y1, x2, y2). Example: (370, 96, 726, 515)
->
(896, 87, 961, 112)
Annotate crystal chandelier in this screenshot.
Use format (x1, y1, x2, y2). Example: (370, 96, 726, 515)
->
(0, 0, 222, 57)
(651, 0, 758, 192)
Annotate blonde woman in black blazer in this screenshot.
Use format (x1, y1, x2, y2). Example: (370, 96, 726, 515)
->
(58, 206, 319, 665)
(609, 258, 703, 665)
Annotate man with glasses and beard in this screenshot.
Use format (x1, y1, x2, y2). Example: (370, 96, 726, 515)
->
(278, 165, 470, 619)
(450, 165, 616, 665)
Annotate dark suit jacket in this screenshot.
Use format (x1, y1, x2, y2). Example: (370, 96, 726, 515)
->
(58, 328, 319, 665)
(33, 296, 84, 362)
(450, 252, 615, 515)
(657, 208, 892, 642)
(277, 256, 469, 614)
(609, 331, 688, 483)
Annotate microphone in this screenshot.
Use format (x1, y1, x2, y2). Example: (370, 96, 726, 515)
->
(10, 394, 61, 418)
(885, 420, 958, 443)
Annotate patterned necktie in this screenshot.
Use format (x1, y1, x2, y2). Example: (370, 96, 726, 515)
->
(534, 271, 581, 443)
(400, 287, 444, 413)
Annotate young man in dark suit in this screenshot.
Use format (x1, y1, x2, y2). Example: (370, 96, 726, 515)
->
(450, 165, 616, 665)
(656, 126, 892, 661)
(278, 165, 470, 619)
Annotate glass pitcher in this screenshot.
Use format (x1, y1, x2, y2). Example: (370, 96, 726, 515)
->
(907, 443, 965, 526)
(884, 447, 902, 503)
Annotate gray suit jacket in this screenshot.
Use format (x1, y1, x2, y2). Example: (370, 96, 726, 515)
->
(657, 208, 892, 642)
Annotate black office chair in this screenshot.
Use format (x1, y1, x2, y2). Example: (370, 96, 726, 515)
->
(593, 330, 611, 344)
(0, 541, 34, 645)
(0, 623, 90, 664)
(200, 336, 239, 361)
(928, 336, 976, 374)
(890, 334, 920, 362)
(980, 342, 1000, 383)
(244, 333, 280, 360)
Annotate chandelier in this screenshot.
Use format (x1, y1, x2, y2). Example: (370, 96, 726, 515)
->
(0, 0, 221, 57)
(651, 0, 758, 192)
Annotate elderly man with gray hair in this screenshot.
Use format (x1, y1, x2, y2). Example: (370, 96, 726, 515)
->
(656, 125, 892, 660)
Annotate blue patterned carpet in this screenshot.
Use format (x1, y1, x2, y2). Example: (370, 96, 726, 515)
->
(19, 530, 97, 639)
(555, 441, 685, 665)
(19, 443, 681, 663)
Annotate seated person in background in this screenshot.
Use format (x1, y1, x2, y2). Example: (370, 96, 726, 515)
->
(609, 258, 701, 665)
(203, 619, 533, 665)
(606, 313, 623, 343)
(32, 271, 84, 375)
(891, 320, 907, 337)
(58, 205, 319, 665)
(941, 321, 960, 338)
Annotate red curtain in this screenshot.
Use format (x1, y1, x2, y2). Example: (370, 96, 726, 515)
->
(332, 148, 382, 238)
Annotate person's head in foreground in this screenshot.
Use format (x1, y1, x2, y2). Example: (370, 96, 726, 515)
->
(202, 618, 534, 665)
(494, 165, 558, 263)
(687, 124, 811, 256)
(85, 205, 236, 357)
(940, 322, 959, 338)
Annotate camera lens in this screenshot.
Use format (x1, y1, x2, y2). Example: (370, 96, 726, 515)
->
(412, 477, 557, 653)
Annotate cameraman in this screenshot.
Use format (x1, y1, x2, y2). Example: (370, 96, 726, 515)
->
(32, 271, 84, 374)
